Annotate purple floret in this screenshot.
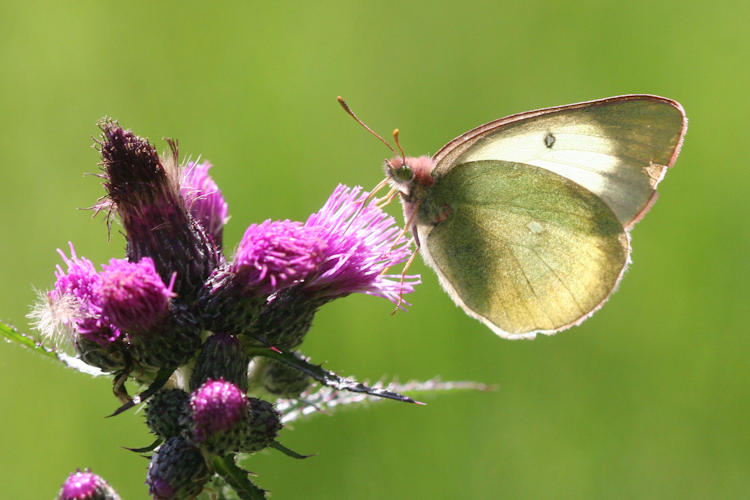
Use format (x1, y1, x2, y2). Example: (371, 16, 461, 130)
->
(302, 184, 420, 304)
(99, 257, 175, 332)
(180, 161, 229, 246)
(190, 379, 248, 443)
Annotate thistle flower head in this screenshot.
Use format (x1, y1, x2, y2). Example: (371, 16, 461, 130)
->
(302, 184, 419, 303)
(97, 121, 218, 301)
(58, 469, 120, 500)
(48, 243, 120, 345)
(231, 219, 326, 295)
(99, 257, 175, 332)
(180, 161, 228, 247)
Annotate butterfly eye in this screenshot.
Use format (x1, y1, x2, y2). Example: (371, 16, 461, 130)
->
(394, 164, 413, 182)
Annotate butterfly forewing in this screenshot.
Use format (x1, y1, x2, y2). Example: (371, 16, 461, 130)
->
(433, 95, 686, 228)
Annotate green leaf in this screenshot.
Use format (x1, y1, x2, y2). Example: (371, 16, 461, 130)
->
(211, 455, 267, 500)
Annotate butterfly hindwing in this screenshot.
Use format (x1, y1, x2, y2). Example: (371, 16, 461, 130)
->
(417, 159, 629, 338)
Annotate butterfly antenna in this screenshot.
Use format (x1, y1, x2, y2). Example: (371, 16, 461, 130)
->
(393, 128, 407, 165)
(337, 96, 397, 154)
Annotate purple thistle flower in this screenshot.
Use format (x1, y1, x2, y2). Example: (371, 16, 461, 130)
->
(242, 184, 420, 348)
(58, 469, 120, 500)
(50, 243, 120, 346)
(231, 219, 326, 296)
(180, 161, 229, 248)
(99, 257, 176, 332)
(302, 184, 420, 303)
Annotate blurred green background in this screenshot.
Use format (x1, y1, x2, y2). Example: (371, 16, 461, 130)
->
(1, 1, 748, 498)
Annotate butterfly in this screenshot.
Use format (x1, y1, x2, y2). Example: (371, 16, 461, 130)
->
(341, 95, 687, 339)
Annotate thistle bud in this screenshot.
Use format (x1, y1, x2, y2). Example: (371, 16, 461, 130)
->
(145, 389, 190, 439)
(58, 469, 120, 500)
(241, 397, 282, 453)
(187, 379, 282, 455)
(187, 379, 250, 455)
(97, 121, 218, 302)
(146, 437, 209, 500)
(189, 333, 249, 392)
(124, 301, 201, 371)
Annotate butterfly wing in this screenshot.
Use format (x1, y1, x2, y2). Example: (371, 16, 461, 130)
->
(432, 95, 687, 228)
(416, 159, 629, 339)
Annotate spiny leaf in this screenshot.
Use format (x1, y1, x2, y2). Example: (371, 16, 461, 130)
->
(276, 378, 494, 424)
(0, 319, 104, 376)
(124, 437, 162, 454)
(248, 346, 424, 405)
(109, 366, 173, 417)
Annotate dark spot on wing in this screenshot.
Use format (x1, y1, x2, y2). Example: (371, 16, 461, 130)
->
(544, 132, 555, 148)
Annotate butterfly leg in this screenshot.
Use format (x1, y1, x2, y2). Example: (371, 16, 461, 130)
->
(391, 241, 420, 314)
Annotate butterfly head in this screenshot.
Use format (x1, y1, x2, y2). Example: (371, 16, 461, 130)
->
(385, 155, 435, 200)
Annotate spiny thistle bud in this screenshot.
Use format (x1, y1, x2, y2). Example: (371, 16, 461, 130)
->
(186, 379, 282, 455)
(242, 397, 283, 453)
(146, 437, 209, 500)
(58, 469, 120, 500)
(180, 161, 228, 249)
(145, 389, 190, 439)
(198, 219, 325, 335)
(125, 301, 201, 371)
(187, 379, 250, 455)
(189, 333, 249, 392)
(97, 121, 218, 302)
(246, 287, 324, 349)
(255, 354, 311, 398)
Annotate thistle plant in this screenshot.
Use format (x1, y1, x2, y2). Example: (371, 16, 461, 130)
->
(0, 120, 487, 499)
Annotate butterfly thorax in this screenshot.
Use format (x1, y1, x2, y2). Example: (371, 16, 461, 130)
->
(385, 155, 445, 243)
